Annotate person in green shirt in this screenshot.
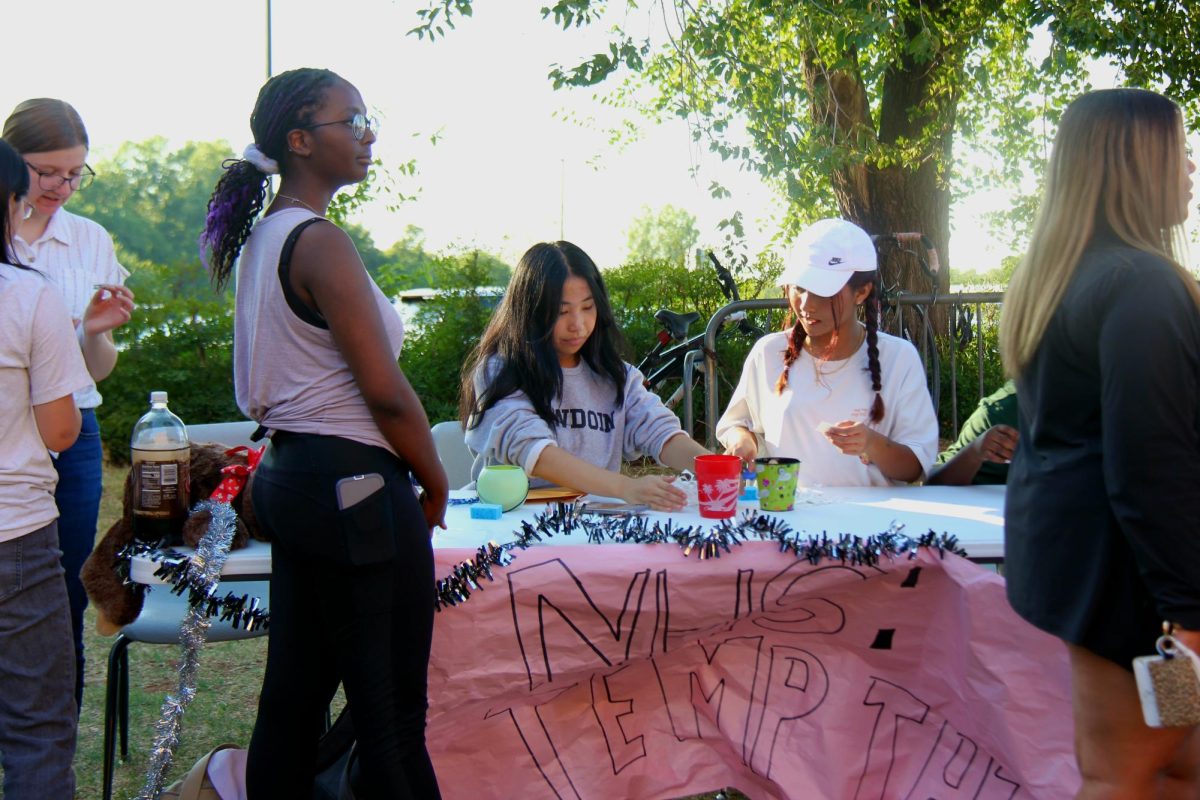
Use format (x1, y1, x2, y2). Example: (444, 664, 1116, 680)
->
(926, 380, 1018, 485)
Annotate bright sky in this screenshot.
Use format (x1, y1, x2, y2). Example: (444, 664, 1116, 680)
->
(4, 0, 1196, 272)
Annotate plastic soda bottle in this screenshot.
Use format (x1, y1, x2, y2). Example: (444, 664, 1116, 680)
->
(130, 391, 191, 545)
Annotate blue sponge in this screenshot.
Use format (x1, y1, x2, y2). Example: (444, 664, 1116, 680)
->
(470, 502, 504, 520)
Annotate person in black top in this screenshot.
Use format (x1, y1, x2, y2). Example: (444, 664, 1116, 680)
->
(1001, 88, 1200, 796)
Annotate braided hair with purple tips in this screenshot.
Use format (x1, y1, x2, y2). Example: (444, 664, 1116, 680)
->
(200, 67, 340, 289)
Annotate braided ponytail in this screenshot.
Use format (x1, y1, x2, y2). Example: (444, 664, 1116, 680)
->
(200, 67, 340, 289)
(775, 316, 807, 393)
(862, 284, 885, 423)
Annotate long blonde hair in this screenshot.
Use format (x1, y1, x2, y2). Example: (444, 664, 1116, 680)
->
(1000, 88, 1200, 377)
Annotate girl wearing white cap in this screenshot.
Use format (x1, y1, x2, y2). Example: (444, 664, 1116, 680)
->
(716, 218, 938, 487)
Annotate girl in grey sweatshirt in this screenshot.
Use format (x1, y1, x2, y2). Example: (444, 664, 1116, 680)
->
(460, 241, 709, 511)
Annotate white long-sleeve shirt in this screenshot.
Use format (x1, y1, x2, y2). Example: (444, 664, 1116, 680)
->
(716, 330, 938, 487)
(465, 357, 685, 486)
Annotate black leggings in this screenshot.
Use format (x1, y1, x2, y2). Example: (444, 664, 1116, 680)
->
(246, 433, 441, 800)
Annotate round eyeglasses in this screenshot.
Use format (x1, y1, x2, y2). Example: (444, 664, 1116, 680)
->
(25, 162, 95, 192)
(301, 112, 379, 142)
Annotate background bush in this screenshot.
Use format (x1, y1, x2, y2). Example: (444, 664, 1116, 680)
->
(96, 257, 240, 463)
(935, 303, 1006, 440)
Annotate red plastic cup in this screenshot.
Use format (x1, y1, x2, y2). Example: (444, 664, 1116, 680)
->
(694, 454, 742, 519)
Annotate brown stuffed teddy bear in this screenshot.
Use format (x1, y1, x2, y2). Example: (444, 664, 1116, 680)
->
(81, 441, 269, 635)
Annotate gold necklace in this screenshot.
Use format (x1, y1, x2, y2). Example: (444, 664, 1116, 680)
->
(807, 326, 865, 386)
(276, 193, 323, 217)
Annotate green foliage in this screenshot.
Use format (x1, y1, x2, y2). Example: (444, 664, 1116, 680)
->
(624, 204, 700, 265)
(327, 156, 420, 226)
(604, 253, 783, 438)
(97, 253, 239, 463)
(74, 140, 242, 459)
(400, 252, 510, 422)
(952, 255, 1020, 289)
(72, 139, 233, 267)
(936, 303, 1006, 441)
(373, 225, 436, 293)
(412, 0, 1200, 294)
(603, 254, 780, 352)
(1046, 0, 1200, 122)
(410, 0, 1092, 257)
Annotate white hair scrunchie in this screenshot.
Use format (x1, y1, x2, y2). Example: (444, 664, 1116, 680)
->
(242, 143, 280, 175)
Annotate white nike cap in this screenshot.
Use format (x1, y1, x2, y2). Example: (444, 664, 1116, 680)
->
(777, 218, 877, 297)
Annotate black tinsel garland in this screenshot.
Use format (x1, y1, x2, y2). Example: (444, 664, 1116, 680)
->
(116, 542, 270, 633)
(434, 503, 967, 610)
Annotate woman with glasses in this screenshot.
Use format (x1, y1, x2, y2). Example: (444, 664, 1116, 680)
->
(201, 68, 445, 799)
(2, 99, 135, 712)
(0, 136, 91, 799)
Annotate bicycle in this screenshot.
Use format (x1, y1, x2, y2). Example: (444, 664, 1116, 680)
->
(634, 252, 766, 437)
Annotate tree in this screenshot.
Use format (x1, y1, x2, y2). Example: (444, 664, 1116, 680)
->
(72, 139, 233, 268)
(625, 204, 700, 265)
(399, 252, 513, 422)
(1043, 0, 1200, 115)
(412, 1, 1200, 303)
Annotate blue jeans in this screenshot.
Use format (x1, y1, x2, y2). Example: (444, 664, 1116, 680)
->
(0, 523, 78, 799)
(52, 408, 103, 711)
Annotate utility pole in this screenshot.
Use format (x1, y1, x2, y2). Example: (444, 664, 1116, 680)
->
(266, 0, 273, 79)
(559, 158, 565, 240)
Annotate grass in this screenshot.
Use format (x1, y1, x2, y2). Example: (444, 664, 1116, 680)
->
(70, 462, 272, 800)
(8, 459, 748, 799)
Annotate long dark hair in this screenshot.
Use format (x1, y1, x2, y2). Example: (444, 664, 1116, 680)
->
(200, 67, 341, 289)
(775, 271, 885, 424)
(0, 139, 31, 266)
(460, 241, 628, 428)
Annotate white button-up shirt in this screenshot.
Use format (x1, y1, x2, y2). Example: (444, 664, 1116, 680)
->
(12, 208, 129, 409)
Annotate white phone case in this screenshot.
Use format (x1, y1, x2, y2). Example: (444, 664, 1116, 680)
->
(1133, 655, 1166, 727)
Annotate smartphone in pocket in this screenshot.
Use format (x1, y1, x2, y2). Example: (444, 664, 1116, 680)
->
(336, 473, 386, 510)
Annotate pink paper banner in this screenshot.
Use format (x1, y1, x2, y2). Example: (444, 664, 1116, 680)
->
(428, 544, 1079, 799)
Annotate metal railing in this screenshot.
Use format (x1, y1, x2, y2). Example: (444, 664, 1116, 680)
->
(695, 292, 1006, 450)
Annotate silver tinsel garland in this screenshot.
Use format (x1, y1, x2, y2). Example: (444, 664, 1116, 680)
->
(136, 500, 237, 800)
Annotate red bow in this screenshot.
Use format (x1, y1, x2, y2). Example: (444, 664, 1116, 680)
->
(209, 445, 266, 504)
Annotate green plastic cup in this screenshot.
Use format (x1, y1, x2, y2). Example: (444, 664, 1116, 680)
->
(754, 457, 800, 512)
(476, 465, 530, 512)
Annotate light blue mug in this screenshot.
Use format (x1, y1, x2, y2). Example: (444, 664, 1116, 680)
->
(476, 465, 529, 512)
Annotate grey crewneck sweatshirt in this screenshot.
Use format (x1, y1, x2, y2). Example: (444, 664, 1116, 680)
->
(464, 357, 685, 486)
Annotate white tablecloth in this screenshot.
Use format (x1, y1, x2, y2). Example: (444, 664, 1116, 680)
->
(435, 483, 1005, 557)
(131, 484, 1005, 584)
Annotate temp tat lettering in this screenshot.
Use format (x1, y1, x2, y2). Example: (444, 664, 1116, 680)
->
(484, 558, 1031, 799)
